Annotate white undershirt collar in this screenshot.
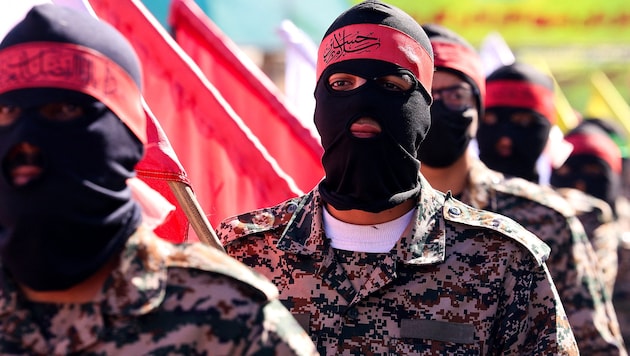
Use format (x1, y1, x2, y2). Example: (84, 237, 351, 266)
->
(322, 207, 416, 253)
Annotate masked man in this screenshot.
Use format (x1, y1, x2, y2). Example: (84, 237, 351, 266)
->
(217, 1, 578, 354)
(0, 4, 316, 355)
(419, 25, 625, 355)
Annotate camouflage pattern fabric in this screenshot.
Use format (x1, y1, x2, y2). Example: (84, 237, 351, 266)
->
(617, 236, 630, 349)
(556, 187, 620, 298)
(462, 158, 626, 355)
(218, 176, 578, 355)
(0, 226, 317, 356)
(614, 197, 630, 349)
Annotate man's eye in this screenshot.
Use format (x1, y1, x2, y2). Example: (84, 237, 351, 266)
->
(510, 112, 535, 127)
(0, 105, 21, 126)
(482, 112, 498, 125)
(452, 90, 466, 100)
(328, 73, 366, 91)
(379, 81, 404, 92)
(376, 74, 414, 92)
(582, 163, 605, 175)
(555, 165, 571, 175)
(39, 103, 85, 122)
(330, 79, 352, 89)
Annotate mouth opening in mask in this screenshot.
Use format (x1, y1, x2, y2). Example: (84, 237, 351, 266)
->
(349, 117, 382, 139)
(2, 142, 44, 187)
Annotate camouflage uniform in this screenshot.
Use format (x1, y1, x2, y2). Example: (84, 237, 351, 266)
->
(555, 187, 620, 298)
(0, 226, 317, 356)
(218, 176, 578, 355)
(461, 158, 626, 355)
(614, 198, 630, 348)
(616, 234, 630, 349)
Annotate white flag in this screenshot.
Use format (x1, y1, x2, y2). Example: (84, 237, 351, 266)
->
(277, 19, 319, 140)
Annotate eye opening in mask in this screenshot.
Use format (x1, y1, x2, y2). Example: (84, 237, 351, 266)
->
(0, 105, 22, 127)
(328, 72, 417, 93)
(38, 102, 87, 122)
(431, 84, 474, 111)
(482, 108, 548, 129)
(0, 100, 104, 127)
(554, 164, 572, 176)
(576, 160, 607, 176)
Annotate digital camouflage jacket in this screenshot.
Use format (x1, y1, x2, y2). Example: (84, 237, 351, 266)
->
(218, 176, 578, 355)
(462, 158, 626, 355)
(0, 226, 318, 356)
(555, 187, 620, 298)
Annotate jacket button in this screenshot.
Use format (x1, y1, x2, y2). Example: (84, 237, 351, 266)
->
(286, 202, 298, 213)
(448, 207, 461, 216)
(346, 307, 359, 320)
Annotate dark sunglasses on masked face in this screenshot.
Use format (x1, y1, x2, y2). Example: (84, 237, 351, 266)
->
(418, 71, 478, 168)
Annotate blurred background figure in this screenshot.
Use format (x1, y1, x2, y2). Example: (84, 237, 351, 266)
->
(420, 25, 626, 355)
(551, 117, 630, 350)
(477, 62, 555, 183)
(577, 117, 630, 199)
(550, 122, 622, 296)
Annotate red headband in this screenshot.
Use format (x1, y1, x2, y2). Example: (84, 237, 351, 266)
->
(432, 40, 485, 102)
(0, 42, 146, 143)
(485, 80, 556, 124)
(317, 24, 433, 95)
(566, 132, 622, 173)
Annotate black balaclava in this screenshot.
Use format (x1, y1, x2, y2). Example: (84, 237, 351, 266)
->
(0, 4, 146, 291)
(314, 0, 434, 212)
(477, 62, 555, 182)
(550, 124, 622, 212)
(578, 117, 630, 197)
(418, 24, 484, 168)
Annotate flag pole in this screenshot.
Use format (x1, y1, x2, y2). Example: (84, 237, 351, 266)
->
(167, 180, 226, 252)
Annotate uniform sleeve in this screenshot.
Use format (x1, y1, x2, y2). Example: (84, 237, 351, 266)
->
(486, 188, 626, 353)
(152, 240, 319, 356)
(544, 214, 626, 354)
(495, 246, 579, 355)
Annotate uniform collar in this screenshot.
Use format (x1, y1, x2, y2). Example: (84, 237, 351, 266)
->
(277, 176, 449, 265)
(461, 158, 504, 210)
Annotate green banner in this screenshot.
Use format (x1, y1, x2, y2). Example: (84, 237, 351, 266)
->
(351, 0, 630, 47)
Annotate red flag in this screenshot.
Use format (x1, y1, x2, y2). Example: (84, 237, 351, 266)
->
(88, 0, 302, 230)
(135, 102, 191, 243)
(168, 0, 324, 193)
